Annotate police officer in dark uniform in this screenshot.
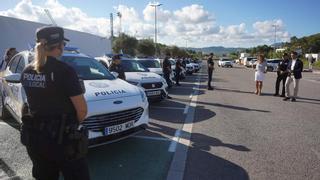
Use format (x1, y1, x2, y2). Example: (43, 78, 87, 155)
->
(175, 58, 182, 86)
(162, 53, 172, 88)
(207, 53, 215, 90)
(274, 53, 289, 97)
(109, 54, 126, 80)
(20, 26, 90, 180)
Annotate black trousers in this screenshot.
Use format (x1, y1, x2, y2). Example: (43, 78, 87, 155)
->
(275, 73, 288, 95)
(175, 71, 181, 84)
(164, 73, 172, 87)
(24, 128, 90, 180)
(208, 69, 213, 87)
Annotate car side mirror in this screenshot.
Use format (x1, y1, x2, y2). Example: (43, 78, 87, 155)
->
(111, 71, 119, 78)
(4, 73, 21, 83)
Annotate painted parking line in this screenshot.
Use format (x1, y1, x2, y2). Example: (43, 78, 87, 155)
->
(168, 129, 181, 152)
(167, 73, 201, 180)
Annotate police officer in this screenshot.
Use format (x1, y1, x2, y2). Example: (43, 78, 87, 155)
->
(207, 53, 215, 90)
(162, 53, 172, 88)
(109, 54, 126, 80)
(273, 53, 289, 97)
(20, 26, 90, 180)
(175, 57, 182, 86)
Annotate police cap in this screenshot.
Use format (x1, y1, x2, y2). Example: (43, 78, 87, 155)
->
(36, 26, 69, 45)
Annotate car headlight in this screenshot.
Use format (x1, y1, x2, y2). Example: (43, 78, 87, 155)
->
(128, 81, 139, 86)
(139, 88, 147, 102)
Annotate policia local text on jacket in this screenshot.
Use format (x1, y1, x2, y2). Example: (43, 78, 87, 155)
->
(20, 26, 90, 180)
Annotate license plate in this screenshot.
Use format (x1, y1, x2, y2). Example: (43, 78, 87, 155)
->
(146, 90, 161, 96)
(104, 121, 135, 135)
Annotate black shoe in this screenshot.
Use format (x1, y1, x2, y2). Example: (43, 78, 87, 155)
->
(283, 97, 290, 101)
(291, 98, 296, 102)
(208, 87, 214, 90)
(167, 96, 173, 99)
(280, 94, 285, 97)
(273, 93, 279, 96)
(176, 83, 181, 86)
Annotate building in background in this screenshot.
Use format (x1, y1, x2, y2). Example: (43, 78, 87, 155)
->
(0, 15, 111, 58)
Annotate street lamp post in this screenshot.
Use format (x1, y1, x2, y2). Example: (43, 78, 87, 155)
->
(149, 2, 163, 56)
(272, 24, 278, 47)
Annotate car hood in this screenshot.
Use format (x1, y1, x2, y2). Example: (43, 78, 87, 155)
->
(83, 79, 140, 102)
(125, 72, 163, 83)
(148, 68, 163, 75)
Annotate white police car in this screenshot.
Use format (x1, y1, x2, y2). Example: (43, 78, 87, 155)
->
(121, 59, 169, 101)
(0, 49, 149, 146)
(136, 58, 163, 76)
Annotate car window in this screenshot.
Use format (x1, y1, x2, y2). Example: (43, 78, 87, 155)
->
(61, 56, 115, 80)
(8, 55, 22, 73)
(121, 60, 148, 72)
(139, 60, 161, 68)
(16, 57, 26, 73)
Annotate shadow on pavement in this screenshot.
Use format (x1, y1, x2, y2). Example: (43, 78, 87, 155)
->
(147, 122, 250, 180)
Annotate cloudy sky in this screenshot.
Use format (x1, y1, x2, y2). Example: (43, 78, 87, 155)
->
(1, 0, 319, 48)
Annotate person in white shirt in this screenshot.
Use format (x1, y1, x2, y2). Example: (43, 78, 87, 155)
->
(307, 54, 314, 71)
(283, 51, 303, 102)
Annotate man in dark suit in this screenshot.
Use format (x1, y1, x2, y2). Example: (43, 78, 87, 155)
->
(274, 53, 289, 97)
(283, 51, 303, 102)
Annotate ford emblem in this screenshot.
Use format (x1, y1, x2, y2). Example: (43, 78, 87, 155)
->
(113, 100, 123, 104)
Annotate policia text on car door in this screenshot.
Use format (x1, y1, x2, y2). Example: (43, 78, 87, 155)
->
(20, 26, 90, 180)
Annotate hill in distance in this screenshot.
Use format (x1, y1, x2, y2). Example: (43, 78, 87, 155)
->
(187, 46, 246, 56)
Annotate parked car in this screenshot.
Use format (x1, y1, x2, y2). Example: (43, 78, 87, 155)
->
(0, 50, 149, 147)
(118, 59, 169, 101)
(243, 57, 256, 67)
(218, 58, 234, 68)
(249, 59, 257, 68)
(267, 59, 282, 72)
(136, 58, 163, 76)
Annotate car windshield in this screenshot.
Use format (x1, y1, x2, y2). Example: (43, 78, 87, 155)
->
(121, 60, 149, 72)
(139, 60, 161, 68)
(61, 56, 115, 80)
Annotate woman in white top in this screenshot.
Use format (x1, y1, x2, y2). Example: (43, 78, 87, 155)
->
(253, 54, 267, 95)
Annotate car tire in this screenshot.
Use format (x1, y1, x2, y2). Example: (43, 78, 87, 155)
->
(1, 98, 11, 120)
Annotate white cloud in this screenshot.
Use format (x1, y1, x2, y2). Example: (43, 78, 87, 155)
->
(0, 0, 291, 48)
(173, 4, 212, 23)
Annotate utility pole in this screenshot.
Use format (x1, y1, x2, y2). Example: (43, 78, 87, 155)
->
(272, 24, 278, 48)
(117, 12, 122, 36)
(110, 13, 114, 39)
(149, 2, 163, 56)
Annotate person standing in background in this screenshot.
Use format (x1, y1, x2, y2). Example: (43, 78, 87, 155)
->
(274, 53, 289, 97)
(253, 54, 267, 96)
(1, 47, 18, 70)
(283, 51, 303, 102)
(207, 53, 214, 90)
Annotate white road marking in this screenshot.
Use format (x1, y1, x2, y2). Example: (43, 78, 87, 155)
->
(167, 72, 201, 180)
(189, 94, 193, 98)
(168, 129, 181, 152)
(183, 105, 189, 114)
(133, 135, 171, 141)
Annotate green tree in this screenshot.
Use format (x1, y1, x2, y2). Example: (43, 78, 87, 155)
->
(112, 33, 138, 56)
(137, 39, 155, 56)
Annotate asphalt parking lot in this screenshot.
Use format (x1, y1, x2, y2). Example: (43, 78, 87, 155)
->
(1, 62, 320, 180)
